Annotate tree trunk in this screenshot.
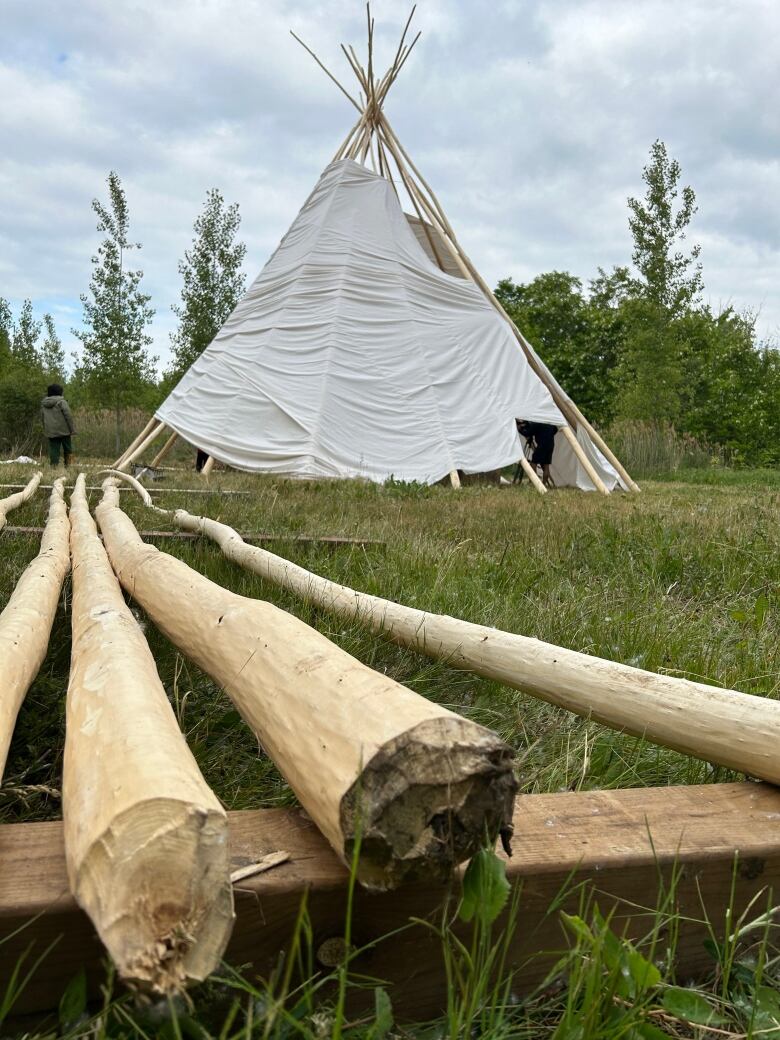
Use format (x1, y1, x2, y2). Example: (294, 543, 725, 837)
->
(96, 480, 516, 890)
(0, 479, 70, 779)
(64, 474, 234, 993)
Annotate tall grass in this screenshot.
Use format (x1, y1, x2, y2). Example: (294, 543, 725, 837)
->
(1, 462, 780, 1034)
(606, 420, 719, 478)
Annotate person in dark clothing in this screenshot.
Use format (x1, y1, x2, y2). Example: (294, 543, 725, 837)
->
(516, 419, 557, 487)
(41, 384, 75, 466)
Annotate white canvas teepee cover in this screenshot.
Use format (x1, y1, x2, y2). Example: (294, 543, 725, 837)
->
(157, 159, 620, 489)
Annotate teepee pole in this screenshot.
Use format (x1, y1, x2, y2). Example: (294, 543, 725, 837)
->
(150, 431, 178, 469)
(95, 480, 516, 890)
(449, 470, 461, 489)
(201, 454, 215, 477)
(379, 113, 637, 491)
(0, 472, 42, 533)
(517, 455, 548, 494)
(64, 474, 233, 991)
(116, 420, 166, 473)
(114, 416, 157, 469)
(561, 426, 609, 495)
(112, 477, 780, 788)
(0, 479, 70, 780)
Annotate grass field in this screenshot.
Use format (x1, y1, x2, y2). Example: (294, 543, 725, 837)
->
(1, 460, 779, 1037)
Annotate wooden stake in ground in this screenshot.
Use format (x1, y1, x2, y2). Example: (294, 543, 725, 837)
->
(96, 479, 516, 890)
(63, 474, 234, 992)
(116, 482, 780, 786)
(0, 472, 42, 533)
(0, 479, 70, 780)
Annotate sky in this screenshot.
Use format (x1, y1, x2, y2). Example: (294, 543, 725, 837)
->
(2, 0, 779, 372)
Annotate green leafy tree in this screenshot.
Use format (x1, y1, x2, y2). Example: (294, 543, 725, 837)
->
(496, 272, 619, 426)
(73, 171, 156, 452)
(12, 299, 42, 368)
(169, 188, 246, 379)
(628, 139, 703, 314)
(40, 314, 67, 381)
(0, 298, 11, 373)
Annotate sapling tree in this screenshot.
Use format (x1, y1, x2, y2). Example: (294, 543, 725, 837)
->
(40, 314, 67, 381)
(170, 188, 246, 379)
(73, 171, 156, 452)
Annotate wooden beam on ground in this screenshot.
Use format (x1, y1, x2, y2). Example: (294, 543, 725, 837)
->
(1, 782, 778, 1020)
(1, 526, 384, 548)
(0, 484, 254, 496)
(0, 473, 41, 533)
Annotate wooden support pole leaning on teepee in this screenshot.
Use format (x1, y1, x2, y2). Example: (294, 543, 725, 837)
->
(0, 472, 42, 533)
(379, 113, 638, 493)
(560, 426, 609, 495)
(113, 416, 158, 470)
(63, 474, 233, 993)
(96, 479, 516, 890)
(124, 486, 780, 786)
(517, 455, 547, 494)
(0, 479, 70, 780)
(150, 431, 178, 469)
(201, 454, 215, 477)
(115, 420, 166, 473)
(449, 469, 461, 489)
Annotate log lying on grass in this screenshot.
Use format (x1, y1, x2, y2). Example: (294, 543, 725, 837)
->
(64, 474, 233, 993)
(0, 471, 41, 533)
(107, 470, 780, 787)
(96, 479, 516, 890)
(0, 479, 70, 779)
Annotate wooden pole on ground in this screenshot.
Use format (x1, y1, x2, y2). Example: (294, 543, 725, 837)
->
(115, 420, 166, 473)
(113, 416, 157, 469)
(96, 480, 516, 890)
(64, 474, 233, 993)
(124, 485, 780, 786)
(0, 472, 42, 533)
(0, 479, 70, 780)
(560, 426, 609, 495)
(150, 431, 178, 469)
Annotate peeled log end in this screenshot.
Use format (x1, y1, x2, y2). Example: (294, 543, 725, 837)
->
(71, 799, 234, 993)
(340, 717, 517, 890)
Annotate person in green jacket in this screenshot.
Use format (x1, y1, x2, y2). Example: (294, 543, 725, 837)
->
(41, 384, 75, 466)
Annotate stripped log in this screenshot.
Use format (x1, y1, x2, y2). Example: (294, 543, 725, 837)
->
(108, 475, 780, 786)
(0, 479, 70, 780)
(96, 479, 516, 890)
(64, 474, 233, 992)
(0, 472, 41, 533)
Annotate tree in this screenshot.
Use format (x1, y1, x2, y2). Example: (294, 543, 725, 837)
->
(496, 272, 619, 427)
(40, 314, 67, 381)
(170, 188, 246, 379)
(0, 298, 11, 373)
(73, 171, 156, 452)
(627, 139, 703, 315)
(12, 299, 42, 368)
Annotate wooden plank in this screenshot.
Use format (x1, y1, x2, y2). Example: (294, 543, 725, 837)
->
(1, 782, 778, 1019)
(0, 526, 383, 548)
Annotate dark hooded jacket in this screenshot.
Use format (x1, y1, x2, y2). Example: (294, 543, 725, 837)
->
(41, 395, 75, 438)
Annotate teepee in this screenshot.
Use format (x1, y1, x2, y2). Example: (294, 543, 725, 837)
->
(116, 8, 637, 495)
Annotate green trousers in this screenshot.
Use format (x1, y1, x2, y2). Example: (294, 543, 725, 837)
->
(48, 436, 72, 465)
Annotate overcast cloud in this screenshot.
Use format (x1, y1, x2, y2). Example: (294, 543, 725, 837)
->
(2, 0, 779, 371)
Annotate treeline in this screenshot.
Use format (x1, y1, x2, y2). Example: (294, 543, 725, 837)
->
(2, 141, 778, 464)
(497, 141, 780, 466)
(0, 174, 246, 454)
